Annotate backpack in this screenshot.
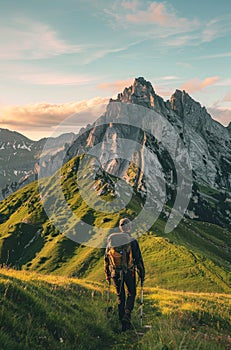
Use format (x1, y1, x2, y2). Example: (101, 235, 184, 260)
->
(107, 233, 134, 273)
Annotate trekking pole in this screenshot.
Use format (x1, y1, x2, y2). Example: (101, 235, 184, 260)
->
(140, 281, 144, 327)
(106, 279, 113, 317)
(107, 280, 110, 303)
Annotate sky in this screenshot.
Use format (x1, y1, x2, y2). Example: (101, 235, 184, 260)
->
(0, 0, 231, 140)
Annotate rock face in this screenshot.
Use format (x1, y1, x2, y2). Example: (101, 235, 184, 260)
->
(68, 77, 231, 192)
(63, 77, 231, 228)
(128, 80, 230, 192)
(0, 129, 75, 200)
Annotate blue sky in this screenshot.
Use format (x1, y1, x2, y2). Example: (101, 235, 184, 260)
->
(0, 0, 231, 139)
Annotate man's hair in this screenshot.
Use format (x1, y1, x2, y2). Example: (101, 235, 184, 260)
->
(119, 218, 131, 232)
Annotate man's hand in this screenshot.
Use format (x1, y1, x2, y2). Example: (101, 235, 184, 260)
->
(140, 275, 145, 286)
(137, 266, 145, 285)
(106, 275, 111, 284)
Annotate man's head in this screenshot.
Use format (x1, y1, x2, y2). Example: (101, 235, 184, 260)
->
(119, 218, 131, 233)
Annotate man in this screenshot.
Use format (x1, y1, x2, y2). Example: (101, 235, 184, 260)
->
(104, 218, 145, 331)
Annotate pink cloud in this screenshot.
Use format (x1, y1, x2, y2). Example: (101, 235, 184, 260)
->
(208, 107, 231, 127)
(181, 77, 220, 93)
(98, 79, 134, 92)
(0, 98, 109, 131)
(125, 2, 197, 29)
(223, 91, 231, 102)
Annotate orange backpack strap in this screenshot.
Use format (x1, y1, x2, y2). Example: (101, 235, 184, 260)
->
(108, 248, 122, 269)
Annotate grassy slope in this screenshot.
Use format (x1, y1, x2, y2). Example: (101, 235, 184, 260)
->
(0, 268, 113, 350)
(0, 155, 230, 294)
(0, 268, 230, 350)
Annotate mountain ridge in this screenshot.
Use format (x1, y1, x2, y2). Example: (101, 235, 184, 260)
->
(65, 77, 231, 195)
(112, 77, 230, 130)
(0, 128, 76, 200)
(1, 78, 230, 201)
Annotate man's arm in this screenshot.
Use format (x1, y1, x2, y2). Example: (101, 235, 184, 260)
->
(104, 247, 111, 281)
(131, 240, 145, 283)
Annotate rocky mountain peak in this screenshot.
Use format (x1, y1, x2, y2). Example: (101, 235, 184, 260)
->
(168, 88, 215, 134)
(133, 76, 154, 90)
(169, 89, 202, 118)
(112, 76, 163, 110)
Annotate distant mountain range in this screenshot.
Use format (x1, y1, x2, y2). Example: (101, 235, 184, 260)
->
(0, 129, 76, 200)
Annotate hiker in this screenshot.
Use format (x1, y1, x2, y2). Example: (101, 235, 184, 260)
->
(104, 218, 145, 331)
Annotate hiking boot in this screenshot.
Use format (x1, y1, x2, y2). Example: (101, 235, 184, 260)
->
(121, 320, 132, 332)
(124, 309, 131, 321)
(121, 320, 127, 332)
(121, 309, 132, 331)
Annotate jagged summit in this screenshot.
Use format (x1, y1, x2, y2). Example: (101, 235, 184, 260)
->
(111, 76, 165, 111)
(112, 76, 156, 108)
(111, 77, 199, 113)
(111, 77, 212, 128)
(134, 76, 154, 87)
(169, 88, 205, 119)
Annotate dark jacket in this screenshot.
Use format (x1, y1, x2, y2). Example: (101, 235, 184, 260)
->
(104, 233, 145, 281)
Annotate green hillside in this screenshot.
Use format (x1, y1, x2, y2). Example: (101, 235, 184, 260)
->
(0, 154, 231, 349)
(0, 269, 230, 350)
(0, 155, 230, 294)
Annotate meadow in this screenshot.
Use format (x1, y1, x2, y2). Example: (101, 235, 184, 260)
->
(0, 268, 230, 350)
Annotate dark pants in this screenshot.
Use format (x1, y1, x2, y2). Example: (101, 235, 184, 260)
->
(112, 269, 136, 321)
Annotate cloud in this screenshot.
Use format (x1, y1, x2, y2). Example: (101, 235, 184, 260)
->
(203, 15, 231, 41)
(0, 62, 98, 86)
(181, 77, 220, 93)
(197, 52, 231, 60)
(83, 40, 142, 65)
(105, 1, 199, 40)
(84, 47, 129, 65)
(177, 62, 193, 69)
(0, 18, 85, 60)
(97, 78, 134, 92)
(105, 2, 231, 48)
(208, 107, 231, 127)
(214, 79, 231, 87)
(224, 92, 231, 102)
(0, 98, 109, 132)
(125, 2, 196, 29)
(159, 76, 179, 81)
